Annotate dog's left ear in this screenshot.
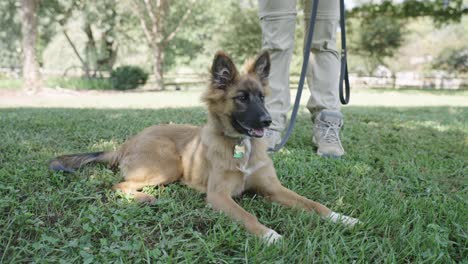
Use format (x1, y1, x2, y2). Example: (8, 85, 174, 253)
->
(251, 51, 270, 85)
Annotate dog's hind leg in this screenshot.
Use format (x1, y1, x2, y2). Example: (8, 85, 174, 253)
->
(113, 167, 181, 204)
(114, 140, 182, 204)
(113, 181, 159, 204)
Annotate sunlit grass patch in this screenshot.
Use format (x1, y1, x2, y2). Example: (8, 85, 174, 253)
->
(0, 106, 466, 262)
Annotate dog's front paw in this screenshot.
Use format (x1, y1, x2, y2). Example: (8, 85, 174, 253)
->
(262, 229, 282, 244)
(327, 211, 361, 227)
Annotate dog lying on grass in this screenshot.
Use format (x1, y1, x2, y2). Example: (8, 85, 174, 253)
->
(49, 51, 359, 243)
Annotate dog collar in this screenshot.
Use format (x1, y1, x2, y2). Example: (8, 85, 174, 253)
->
(224, 131, 249, 140)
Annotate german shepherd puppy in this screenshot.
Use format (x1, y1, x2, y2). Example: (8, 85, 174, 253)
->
(49, 51, 359, 243)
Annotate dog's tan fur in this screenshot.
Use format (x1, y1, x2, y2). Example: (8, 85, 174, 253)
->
(50, 51, 346, 240)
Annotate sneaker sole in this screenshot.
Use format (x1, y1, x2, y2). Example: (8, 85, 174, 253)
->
(317, 152, 342, 159)
(314, 135, 344, 158)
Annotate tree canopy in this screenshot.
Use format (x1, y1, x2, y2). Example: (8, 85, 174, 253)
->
(349, 0, 467, 25)
(4, 0, 467, 90)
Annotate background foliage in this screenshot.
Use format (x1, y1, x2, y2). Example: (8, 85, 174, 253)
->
(110, 66, 148, 90)
(1, 0, 467, 88)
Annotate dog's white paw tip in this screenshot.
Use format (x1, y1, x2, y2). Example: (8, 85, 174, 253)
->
(328, 212, 361, 227)
(262, 229, 282, 244)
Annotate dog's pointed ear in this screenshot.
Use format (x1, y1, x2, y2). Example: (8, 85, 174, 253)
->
(211, 51, 238, 89)
(252, 51, 270, 84)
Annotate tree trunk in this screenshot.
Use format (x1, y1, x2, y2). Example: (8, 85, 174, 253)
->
(392, 73, 397, 89)
(152, 44, 164, 90)
(84, 23, 98, 75)
(98, 30, 118, 73)
(63, 30, 91, 78)
(20, 0, 41, 91)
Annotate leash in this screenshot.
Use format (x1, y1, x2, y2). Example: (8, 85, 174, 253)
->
(339, 0, 350, 105)
(271, 0, 350, 152)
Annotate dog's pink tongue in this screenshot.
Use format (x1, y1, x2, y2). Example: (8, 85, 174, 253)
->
(252, 128, 265, 137)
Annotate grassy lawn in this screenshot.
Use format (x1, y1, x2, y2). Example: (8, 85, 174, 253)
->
(0, 79, 23, 90)
(367, 87, 468, 96)
(0, 77, 113, 91)
(0, 106, 466, 263)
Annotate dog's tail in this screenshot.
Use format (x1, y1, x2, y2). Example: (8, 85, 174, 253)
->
(49, 151, 120, 173)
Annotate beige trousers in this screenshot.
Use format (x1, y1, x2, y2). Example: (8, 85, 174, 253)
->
(258, 0, 340, 131)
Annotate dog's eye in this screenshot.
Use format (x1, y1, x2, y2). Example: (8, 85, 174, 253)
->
(259, 95, 265, 101)
(236, 95, 248, 101)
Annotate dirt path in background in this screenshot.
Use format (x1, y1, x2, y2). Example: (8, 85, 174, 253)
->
(0, 87, 467, 108)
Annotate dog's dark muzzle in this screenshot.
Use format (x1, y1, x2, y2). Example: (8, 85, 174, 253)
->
(232, 99, 271, 137)
(259, 114, 272, 128)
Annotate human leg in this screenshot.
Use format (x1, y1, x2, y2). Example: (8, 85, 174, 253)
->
(303, 0, 345, 157)
(258, 0, 297, 149)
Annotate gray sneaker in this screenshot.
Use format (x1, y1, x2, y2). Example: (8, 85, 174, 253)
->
(312, 110, 345, 158)
(264, 129, 281, 151)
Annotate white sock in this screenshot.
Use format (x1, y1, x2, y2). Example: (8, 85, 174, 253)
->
(328, 211, 360, 227)
(262, 229, 282, 244)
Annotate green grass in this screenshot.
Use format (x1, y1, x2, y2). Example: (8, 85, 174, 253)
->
(46, 77, 113, 90)
(0, 77, 113, 91)
(367, 87, 468, 95)
(0, 106, 466, 263)
(0, 79, 23, 90)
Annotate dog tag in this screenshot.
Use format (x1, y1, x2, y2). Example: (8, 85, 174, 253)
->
(233, 144, 245, 159)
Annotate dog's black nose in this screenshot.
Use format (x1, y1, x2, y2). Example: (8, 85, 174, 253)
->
(260, 115, 272, 127)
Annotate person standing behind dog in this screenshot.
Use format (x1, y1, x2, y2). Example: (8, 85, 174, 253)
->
(259, 0, 345, 158)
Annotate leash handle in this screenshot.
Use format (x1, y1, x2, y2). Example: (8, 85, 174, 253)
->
(339, 0, 350, 105)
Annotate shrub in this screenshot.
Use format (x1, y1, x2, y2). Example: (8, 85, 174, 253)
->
(432, 48, 468, 74)
(110, 66, 149, 90)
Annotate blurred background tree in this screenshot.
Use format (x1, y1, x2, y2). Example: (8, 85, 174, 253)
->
(220, 1, 262, 64)
(20, 0, 41, 91)
(432, 47, 468, 75)
(1, 0, 466, 91)
(130, 0, 200, 90)
(0, 1, 22, 70)
(351, 16, 405, 74)
(349, 0, 466, 24)
(347, 0, 467, 77)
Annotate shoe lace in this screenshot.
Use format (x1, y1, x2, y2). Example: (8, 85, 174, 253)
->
(317, 119, 342, 145)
